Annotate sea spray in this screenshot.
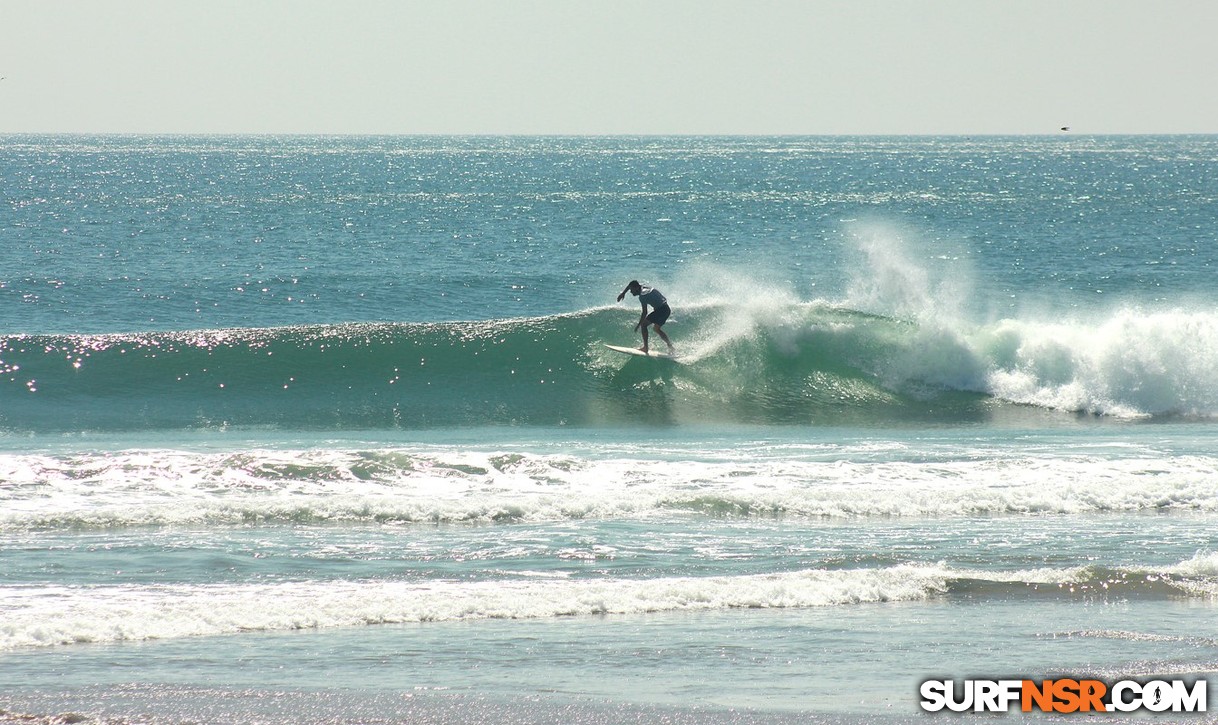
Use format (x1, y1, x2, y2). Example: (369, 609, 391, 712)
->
(841, 219, 975, 325)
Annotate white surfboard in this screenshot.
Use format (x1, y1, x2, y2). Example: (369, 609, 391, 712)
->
(605, 344, 676, 360)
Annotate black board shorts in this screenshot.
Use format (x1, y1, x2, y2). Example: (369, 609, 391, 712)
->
(646, 303, 671, 327)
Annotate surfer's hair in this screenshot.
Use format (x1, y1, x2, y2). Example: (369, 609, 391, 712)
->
(628, 280, 641, 290)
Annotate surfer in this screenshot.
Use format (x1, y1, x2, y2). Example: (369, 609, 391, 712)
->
(616, 280, 673, 354)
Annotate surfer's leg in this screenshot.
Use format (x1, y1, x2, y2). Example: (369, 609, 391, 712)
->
(653, 324, 672, 352)
(640, 324, 649, 352)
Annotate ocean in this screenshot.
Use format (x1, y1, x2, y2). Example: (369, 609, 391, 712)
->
(2, 135, 1217, 723)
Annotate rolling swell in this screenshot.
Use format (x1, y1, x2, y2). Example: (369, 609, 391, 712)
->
(4, 303, 1218, 432)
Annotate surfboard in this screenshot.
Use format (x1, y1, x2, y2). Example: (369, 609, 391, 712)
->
(605, 344, 675, 360)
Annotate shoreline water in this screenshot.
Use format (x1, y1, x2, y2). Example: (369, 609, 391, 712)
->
(4, 598, 1217, 723)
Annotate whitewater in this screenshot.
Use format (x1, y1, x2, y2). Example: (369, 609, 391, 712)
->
(2, 134, 1218, 724)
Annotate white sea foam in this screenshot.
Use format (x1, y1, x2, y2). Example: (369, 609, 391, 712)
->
(2, 446, 1217, 529)
(0, 564, 949, 650)
(5, 555, 1211, 652)
(1163, 551, 1218, 596)
(980, 309, 1218, 417)
(859, 298, 1218, 419)
(1166, 551, 1218, 577)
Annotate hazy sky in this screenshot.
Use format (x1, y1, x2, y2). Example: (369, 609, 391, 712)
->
(2, 0, 1216, 135)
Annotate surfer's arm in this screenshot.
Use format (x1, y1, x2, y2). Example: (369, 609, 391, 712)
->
(635, 304, 649, 331)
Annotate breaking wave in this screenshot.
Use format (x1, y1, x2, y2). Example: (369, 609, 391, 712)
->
(4, 296, 1218, 433)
